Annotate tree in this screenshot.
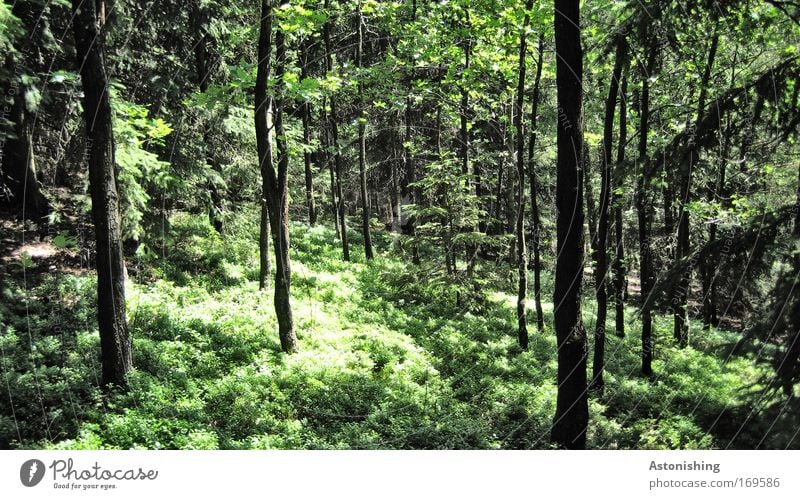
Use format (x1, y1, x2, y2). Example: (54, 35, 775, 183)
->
(636, 39, 657, 378)
(356, 0, 374, 260)
(528, 34, 546, 333)
(591, 32, 627, 391)
(323, 0, 350, 261)
(612, 68, 628, 338)
(191, 0, 224, 234)
(300, 37, 318, 226)
(71, 0, 132, 387)
(673, 27, 720, 347)
(514, 0, 534, 350)
(551, 0, 588, 450)
(256, 0, 298, 354)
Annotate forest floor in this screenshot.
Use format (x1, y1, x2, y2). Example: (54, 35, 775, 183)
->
(1, 205, 798, 449)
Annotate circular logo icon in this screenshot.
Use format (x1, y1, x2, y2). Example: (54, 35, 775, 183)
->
(20, 459, 45, 487)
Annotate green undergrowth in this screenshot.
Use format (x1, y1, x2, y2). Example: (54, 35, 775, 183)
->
(0, 208, 791, 449)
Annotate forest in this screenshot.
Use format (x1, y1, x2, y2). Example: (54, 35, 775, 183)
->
(0, 0, 798, 450)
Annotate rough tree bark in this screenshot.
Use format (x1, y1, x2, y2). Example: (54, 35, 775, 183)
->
(71, 0, 132, 387)
(551, 0, 588, 450)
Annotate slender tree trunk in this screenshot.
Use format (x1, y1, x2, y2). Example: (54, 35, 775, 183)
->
(592, 34, 626, 391)
(674, 29, 719, 347)
(399, 0, 419, 264)
(552, 0, 588, 450)
(256, 2, 274, 290)
(458, 8, 478, 274)
(321, 100, 340, 238)
(404, 18, 420, 264)
(300, 40, 317, 226)
(514, 0, 533, 350)
(192, 1, 223, 234)
(272, 12, 298, 354)
(357, 2, 374, 260)
(584, 144, 597, 263)
(636, 42, 657, 378)
(323, 0, 349, 261)
(528, 35, 545, 332)
(703, 55, 737, 327)
(256, 0, 298, 353)
(72, 0, 132, 387)
(613, 70, 628, 338)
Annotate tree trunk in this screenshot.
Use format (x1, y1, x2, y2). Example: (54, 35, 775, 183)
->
(323, 0, 349, 261)
(321, 100, 341, 238)
(398, 0, 419, 264)
(612, 69, 628, 338)
(591, 34, 626, 391)
(256, 0, 298, 354)
(357, 2, 374, 260)
(551, 0, 588, 450)
(300, 39, 317, 226)
(514, 0, 533, 350)
(777, 162, 800, 394)
(256, 1, 274, 290)
(528, 35, 545, 332)
(192, 0, 223, 234)
(71, 0, 132, 388)
(636, 42, 657, 378)
(673, 29, 719, 347)
(398, 0, 422, 265)
(584, 144, 597, 264)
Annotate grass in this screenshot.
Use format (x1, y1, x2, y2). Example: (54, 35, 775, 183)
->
(0, 207, 794, 449)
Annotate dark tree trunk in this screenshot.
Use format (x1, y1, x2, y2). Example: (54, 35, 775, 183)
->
(357, 3, 374, 260)
(256, 0, 274, 290)
(528, 35, 545, 332)
(612, 70, 628, 338)
(321, 100, 341, 238)
(551, 0, 588, 450)
(673, 30, 719, 347)
(636, 42, 657, 378)
(256, 0, 298, 354)
(72, 0, 132, 388)
(591, 34, 626, 391)
(323, 0, 349, 261)
(777, 163, 800, 394)
(514, 0, 533, 350)
(458, 8, 478, 274)
(584, 144, 597, 264)
(399, 0, 419, 264)
(300, 40, 317, 226)
(192, 0, 223, 234)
